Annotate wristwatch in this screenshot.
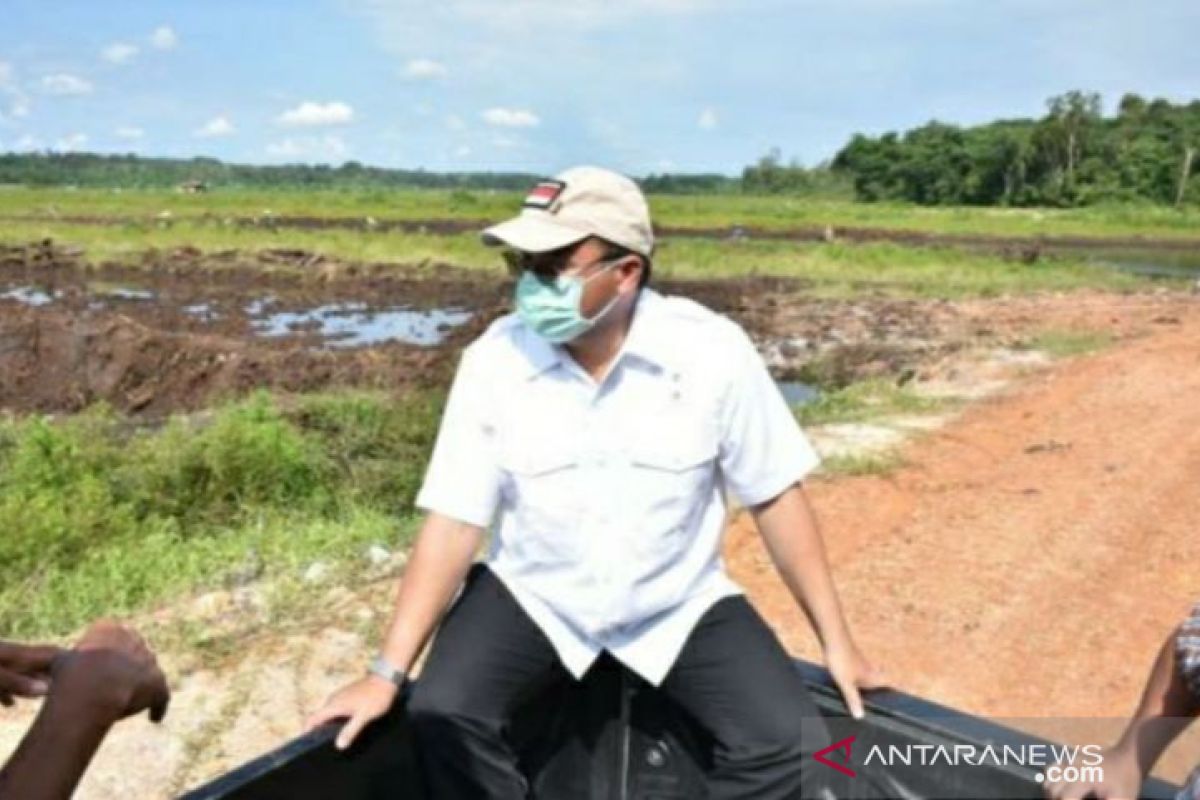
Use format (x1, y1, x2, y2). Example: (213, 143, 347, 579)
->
(368, 654, 407, 687)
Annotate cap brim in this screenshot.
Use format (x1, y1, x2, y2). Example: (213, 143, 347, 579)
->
(481, 213, 589, 253)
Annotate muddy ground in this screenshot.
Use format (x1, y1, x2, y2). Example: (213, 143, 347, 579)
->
(4, 240, 1189, 417)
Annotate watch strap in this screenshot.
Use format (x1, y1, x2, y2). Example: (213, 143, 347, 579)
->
(368, 655, 406, 687)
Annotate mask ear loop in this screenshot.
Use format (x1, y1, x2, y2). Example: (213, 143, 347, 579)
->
(580, 258, 626, 324)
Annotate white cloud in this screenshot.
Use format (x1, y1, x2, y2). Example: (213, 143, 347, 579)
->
(481, 107, 540, 128)
(54, 133, 88, 151)
(150, 26, 178, 50)
(14, 134, 40, 151)
(41, 73, 93, 96)
(697, 107, 718, 130)
(10, 98, 29, 118)
(444, 114, 466, 131)
(403, 58, 447, 79)
(115, 126, 145, 140)
(0, 61, 11, 86)
(265, 135, 349, 162)
(195, 115, 235, 138)
(454, 145, 472, 158)
(102, 43, 139, 64)
(277, 101, 355, 127)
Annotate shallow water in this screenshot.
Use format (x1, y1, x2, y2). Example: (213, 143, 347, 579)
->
(777, 380, 819, 406)
(1059, 247, 1200, 280)
(0, 286, 55, 306)
(248, 302, 474, 348)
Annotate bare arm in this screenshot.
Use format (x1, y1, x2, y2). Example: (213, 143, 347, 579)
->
(1113, 627, 1200, 776)
(0, 622, 169, 800)
(750, 482, 886, 717)
(376, 512, 486, 675)
(0, 670, 120, 800)
(306, 511, 485, 749)
(1047, 625, 1200, 800)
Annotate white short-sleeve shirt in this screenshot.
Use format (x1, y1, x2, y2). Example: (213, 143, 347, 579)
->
(415, 288, 820, 686)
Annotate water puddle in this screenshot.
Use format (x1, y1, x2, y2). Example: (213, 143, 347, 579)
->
(0, 286, 55, 306)
(248, 302, 474, 348)
(777, 381, 819, 406)
(88, 283, 156, 301)
(1056, 247, 1200, 281)
(183, 302, 220, 321)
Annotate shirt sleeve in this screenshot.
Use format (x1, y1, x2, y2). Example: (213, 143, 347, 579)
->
(1176, 601, 1200, 702)
(717, 324, 821, 507)
(414, 347, 503, 528)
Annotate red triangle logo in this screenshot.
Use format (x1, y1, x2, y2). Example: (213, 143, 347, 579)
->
(813, 735, 857, 777)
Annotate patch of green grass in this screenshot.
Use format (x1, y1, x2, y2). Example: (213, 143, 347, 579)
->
(0, 390, 441, 638)
(795, 379, 948, 426)
(2, 187, 1199, 239)
(0, 218, 1174, 298)
(1021, 329, 1114, 358)
(0, 507, 417, 641)
(818, 449, 906, 477)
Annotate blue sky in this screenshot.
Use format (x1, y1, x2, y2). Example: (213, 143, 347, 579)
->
(1, 0, 1197, 175)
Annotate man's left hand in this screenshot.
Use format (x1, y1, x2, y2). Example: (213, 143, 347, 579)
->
(824, 641, 888, 719)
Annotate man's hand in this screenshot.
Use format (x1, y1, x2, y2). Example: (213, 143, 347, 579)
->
(1044, 745, 1142, 800)
(824, 640, 888, 719)
(55, 620, 170, 724)
(306, 675, 399, 751)
(0, 621, 170, 800)
(0, 642, 62, 706)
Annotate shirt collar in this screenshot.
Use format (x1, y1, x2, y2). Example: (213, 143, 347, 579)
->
(517, 287, 674, 380)
(619, 288, 674, 372)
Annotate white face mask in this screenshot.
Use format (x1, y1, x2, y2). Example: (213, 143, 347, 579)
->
(513, 259, 622, 344)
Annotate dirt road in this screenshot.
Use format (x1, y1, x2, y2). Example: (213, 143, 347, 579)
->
(727, 299, 1200, 770)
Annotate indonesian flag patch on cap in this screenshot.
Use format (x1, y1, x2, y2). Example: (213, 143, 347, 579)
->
(522, 179, 567, 211)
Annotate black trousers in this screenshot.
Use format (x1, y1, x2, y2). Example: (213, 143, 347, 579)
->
(407, 566, 832, 799)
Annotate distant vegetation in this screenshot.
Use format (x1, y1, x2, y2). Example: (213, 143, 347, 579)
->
(0, 154, 544, 191)
(0, 91, 1195, 208)
(828, 92, 1200, 207)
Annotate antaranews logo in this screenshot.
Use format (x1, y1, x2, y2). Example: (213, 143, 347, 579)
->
(811, 737, 1105, 785)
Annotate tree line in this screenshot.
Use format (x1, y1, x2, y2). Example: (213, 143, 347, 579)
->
(825, 91, 1199, 207)
(0, 153, 543, 191)
(2, 91, 1196, 207)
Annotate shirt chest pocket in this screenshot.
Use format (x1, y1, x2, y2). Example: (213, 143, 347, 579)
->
(625, 424, 719, 528)
(499, 441, 584, 562)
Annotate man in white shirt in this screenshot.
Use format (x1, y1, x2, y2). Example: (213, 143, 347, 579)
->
(309, 166, 885, 799)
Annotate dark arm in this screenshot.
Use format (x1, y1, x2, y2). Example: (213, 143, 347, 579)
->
(0, 622, 169, 800)
(1111, 625, 1200, 778)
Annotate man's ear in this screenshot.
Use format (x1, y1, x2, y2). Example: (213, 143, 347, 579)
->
(618, 256, 643, 291)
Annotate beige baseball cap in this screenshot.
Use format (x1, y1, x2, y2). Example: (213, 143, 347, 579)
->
(481, 165, 654, 257)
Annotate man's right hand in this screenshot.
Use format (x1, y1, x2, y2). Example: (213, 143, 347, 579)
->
(55, 620, 170, 724)
(306, 675, 399, 751)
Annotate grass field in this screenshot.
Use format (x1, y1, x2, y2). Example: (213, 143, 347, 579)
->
(2, 186, 1199, 239)
(0, 217, 1170, 298)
